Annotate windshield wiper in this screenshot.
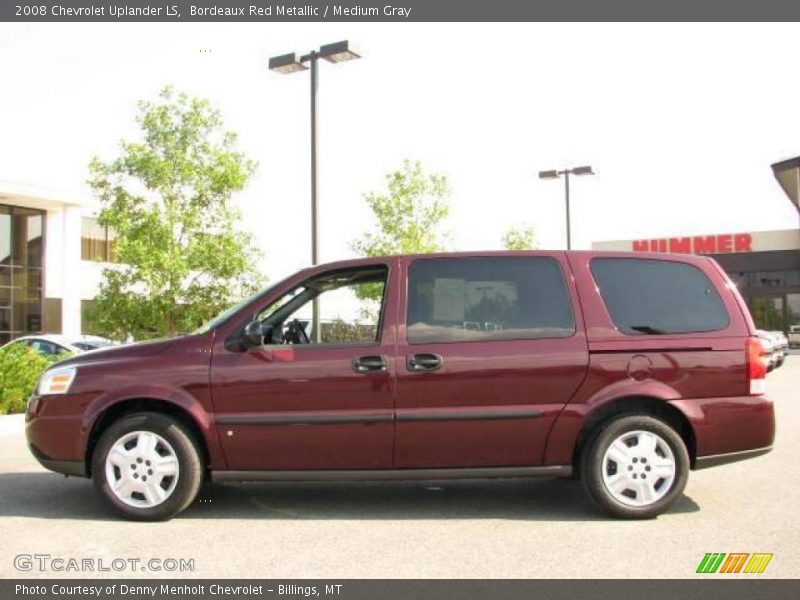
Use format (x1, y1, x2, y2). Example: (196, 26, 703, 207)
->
(630, 325, 666, 335)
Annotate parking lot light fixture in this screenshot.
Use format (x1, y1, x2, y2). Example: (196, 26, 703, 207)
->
(318, 40, 361, 63)
(268, 53, 307, 74)
(538, 165, 596, 250)
(268, 40, 362, 342)
(571, 165, 595, 177)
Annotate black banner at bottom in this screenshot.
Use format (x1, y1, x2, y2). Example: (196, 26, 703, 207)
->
(3, 580, 799, 600)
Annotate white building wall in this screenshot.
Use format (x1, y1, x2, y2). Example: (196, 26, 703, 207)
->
(1, 181, 102, 337)
(61, 205, 83, 336)
(79, 261, 106, 301)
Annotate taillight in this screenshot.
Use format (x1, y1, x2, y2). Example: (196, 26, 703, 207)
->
(747, 337, 767, 395)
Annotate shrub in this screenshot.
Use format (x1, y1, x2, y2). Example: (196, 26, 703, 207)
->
(0, 344, 70, 414)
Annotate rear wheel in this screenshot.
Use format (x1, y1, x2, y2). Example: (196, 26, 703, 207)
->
(581, 414, 689, 519)
(92, 412, 202, 521)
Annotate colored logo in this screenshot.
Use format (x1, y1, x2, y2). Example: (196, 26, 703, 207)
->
(696, 553, 773, 574)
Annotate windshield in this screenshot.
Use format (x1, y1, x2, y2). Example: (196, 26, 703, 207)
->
(194, 282, 279, 335)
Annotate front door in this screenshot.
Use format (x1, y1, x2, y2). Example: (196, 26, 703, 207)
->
(210, 261, 398, 471)
(394, 255, 589, 468)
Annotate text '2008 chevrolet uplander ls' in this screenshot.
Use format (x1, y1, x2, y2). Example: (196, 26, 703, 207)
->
(26, 251, 775, 520)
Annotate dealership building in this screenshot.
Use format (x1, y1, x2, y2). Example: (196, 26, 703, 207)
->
(0, 181, 109, 345)
(592, 228, 800, 333)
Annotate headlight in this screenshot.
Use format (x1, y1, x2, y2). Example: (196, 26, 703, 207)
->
(37, 367, 77, 395)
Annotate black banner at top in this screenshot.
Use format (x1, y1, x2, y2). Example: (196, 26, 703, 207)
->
(3, 0, 800, 22)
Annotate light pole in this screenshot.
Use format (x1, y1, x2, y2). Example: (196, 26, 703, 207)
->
(538, 166, 595, 250)
(269, 41, 361, 341)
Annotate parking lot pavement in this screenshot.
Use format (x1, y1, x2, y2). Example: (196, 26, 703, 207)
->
(0, 415, 23, 439)
(1, 358, 798, 580)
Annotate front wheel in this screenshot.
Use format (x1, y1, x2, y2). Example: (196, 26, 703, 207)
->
(581, 414, 689, 519)
(92, 412, 203, 521)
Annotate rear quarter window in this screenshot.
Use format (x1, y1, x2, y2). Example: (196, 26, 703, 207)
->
(590, 258, 730, 335)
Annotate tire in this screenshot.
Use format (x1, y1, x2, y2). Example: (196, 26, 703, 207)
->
(581, 414, 689, 519)
(92, 412, 203, 521)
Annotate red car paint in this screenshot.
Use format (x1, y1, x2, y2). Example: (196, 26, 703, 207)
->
(25, 251, 774, 478)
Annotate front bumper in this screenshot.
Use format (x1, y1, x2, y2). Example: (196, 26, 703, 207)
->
(25, 395, 88, 477)
(28, 443, 86, 477)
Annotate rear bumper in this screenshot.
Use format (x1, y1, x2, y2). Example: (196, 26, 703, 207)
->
(694, 446, 773, 469)
(670, 394, 775, 467)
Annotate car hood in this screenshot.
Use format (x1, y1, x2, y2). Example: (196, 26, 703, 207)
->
(56, 336, 182, 367)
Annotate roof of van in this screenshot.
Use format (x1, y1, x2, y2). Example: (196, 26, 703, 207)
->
(293, 250, 715, 274)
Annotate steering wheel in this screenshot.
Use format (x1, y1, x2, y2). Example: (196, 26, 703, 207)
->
(286, 318, 310, 344)
(295, 318, 311, 344)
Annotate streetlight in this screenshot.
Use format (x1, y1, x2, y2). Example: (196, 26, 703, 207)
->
(538, 165, 595, 250)
(269, 40, 361, 342)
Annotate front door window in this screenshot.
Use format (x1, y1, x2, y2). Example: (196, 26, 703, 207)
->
(259, 266, 387, 346)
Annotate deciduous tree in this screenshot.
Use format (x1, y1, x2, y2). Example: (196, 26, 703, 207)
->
(501, 225, 537, 250)
(87, 87, 262, 340)
(352, 159, 451, 258)
(351, 160, 451, 306)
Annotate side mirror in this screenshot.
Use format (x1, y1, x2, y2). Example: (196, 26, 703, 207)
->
(242, 321, 264, 349)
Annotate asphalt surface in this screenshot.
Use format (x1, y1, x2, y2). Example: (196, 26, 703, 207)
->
(1, 357, 798, 579)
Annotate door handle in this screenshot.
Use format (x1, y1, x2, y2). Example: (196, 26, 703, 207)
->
(352, 355, 388, 374)
(407, 353, 443, 372)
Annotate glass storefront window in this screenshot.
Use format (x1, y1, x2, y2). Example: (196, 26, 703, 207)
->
(81, 217, 117, 262)
(0, 204, 44, 341)
(788, 294, 800, 332)
(0, 208, 10, 265)
(751, 297, 785, 331)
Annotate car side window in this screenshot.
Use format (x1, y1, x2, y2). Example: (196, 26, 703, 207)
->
(406, 257, 575, 344)
(29, 339, 61, 355)
(590, 258, 730, 335)
(259, 266, 388, 346)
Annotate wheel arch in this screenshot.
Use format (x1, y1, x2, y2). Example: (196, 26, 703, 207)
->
(571, 395, 698, 476)
(85, 398, 211, 477)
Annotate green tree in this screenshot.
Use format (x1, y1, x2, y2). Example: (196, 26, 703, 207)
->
(352, 160, 451, 258)
(351, 160, 451, 306)
(87, 87, 262, 340)
(501, 225, 537, 250)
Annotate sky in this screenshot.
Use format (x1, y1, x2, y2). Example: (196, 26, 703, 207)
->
(0, 22, 799, 282)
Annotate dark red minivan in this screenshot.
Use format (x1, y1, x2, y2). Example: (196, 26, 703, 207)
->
(26, 251, 775, 520)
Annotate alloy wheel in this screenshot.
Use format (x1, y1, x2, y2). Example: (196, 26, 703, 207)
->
(104, 430, 180, 508)
(601, 430, 676, 507)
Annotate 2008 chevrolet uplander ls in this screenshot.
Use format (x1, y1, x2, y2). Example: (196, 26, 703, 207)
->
(26, 251, 775, 520)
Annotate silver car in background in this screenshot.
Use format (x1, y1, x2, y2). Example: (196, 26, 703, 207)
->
(0, 334, 117, 358)
(756, 330, 786, 371)
(787, 326, 800, 349)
